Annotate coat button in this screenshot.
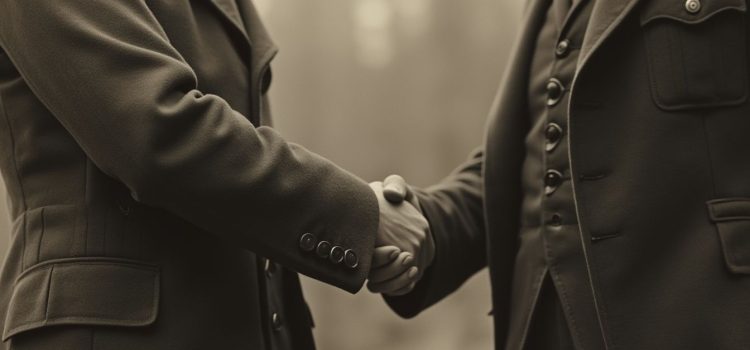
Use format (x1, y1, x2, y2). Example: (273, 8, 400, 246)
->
(545, 123, 563, 152)
(548, 214, 563, 226)
(545, 170, 563, 195)
(299, 233, 317, 252)
(344, 249, 359, 269)
(555, 39, 570, 58)
(264, 259, 277, 277)
(271, 312, 283, 331)
(546, 78, 564, 106)
(316, 241, 332, 258)
(545, 170, 563, 187)
(329, 246, 345, 264)
(685, 0, 701, 13)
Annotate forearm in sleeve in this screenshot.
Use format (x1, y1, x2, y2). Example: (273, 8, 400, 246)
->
(0, 0, 378, 293)
(385, 148, 487, 317)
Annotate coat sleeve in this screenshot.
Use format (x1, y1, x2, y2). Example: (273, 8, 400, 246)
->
(385, 148, 488, 317)
(0, 0, 378, 293)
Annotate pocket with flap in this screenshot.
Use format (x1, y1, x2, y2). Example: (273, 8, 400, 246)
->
(639, 0, 748, 110)
(2, 257, 160, 340)
(707, 198, 750, 274)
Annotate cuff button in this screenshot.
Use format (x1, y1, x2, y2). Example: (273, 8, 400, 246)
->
(344, 249, 359, 269)
(299, 233, 317, 252)
(330, 246, 345, 264)
(316, 241, 332, 258)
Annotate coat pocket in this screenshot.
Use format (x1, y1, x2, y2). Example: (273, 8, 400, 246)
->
(707, 198, 750, 274)
(640, 0, 748, 110)
(2, 257, 160, 340)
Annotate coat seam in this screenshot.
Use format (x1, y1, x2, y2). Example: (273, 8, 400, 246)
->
(43, 265, 54, 320)
(0, 85, 28, 269)
(701, 115, 718, 198)
(37, 207, 46, 264)
(543, 235, 584, 350)
(517, 267, 549, 349)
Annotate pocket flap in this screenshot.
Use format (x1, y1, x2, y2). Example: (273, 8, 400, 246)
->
(640, 0, 746, 26)
(707, 198, 750, 222)
(707, 199, 750, 274)
(3, 257, 160, 341)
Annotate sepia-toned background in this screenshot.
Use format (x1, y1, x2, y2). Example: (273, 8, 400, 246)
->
(0, 0, 521, 349)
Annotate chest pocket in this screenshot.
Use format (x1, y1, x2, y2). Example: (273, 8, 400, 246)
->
(640, 0, 748, 110)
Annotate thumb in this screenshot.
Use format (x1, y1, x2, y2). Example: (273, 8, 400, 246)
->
(371, 246, 402, 268)
(383, 174, 413, 204)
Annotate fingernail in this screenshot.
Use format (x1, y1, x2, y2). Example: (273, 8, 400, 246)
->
(402, 255, 413, 265)
(389, 250, 400, 260)
(408, 267, 419, 278)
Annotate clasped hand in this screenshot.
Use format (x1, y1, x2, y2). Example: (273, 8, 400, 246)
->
(367, 175, 434, 296)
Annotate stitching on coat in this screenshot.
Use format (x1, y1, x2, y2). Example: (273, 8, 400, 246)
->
(642, 11, 749, 110)
(15, 258, 159, 283)
(641, 6, 747, 26)
(6, 314, 158, 339)
(6, 262, 161, 339)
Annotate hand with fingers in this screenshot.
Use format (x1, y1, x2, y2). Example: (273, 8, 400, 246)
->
(367, 175, 435, 296)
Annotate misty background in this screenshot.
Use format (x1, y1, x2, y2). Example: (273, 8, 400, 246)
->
(0, 0, 522, 349)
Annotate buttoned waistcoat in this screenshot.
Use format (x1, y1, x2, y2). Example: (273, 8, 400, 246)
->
(387, 0, 750, 349)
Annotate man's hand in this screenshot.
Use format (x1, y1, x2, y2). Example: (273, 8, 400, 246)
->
(367, 176, 434, 296)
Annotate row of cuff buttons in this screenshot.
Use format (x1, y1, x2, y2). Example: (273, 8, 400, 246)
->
(299, 233, 359, 269)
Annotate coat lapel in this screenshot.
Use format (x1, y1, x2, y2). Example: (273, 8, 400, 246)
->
(235, 0, 278, 123)
(577, 0, 644, 69)
(208, 0, 253, 52)
(235, 0, 277, 54)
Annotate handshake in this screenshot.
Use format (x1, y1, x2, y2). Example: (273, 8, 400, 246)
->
(367, 175, 435, 296)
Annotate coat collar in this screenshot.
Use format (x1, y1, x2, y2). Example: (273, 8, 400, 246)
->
(577, 0, 644, 69)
